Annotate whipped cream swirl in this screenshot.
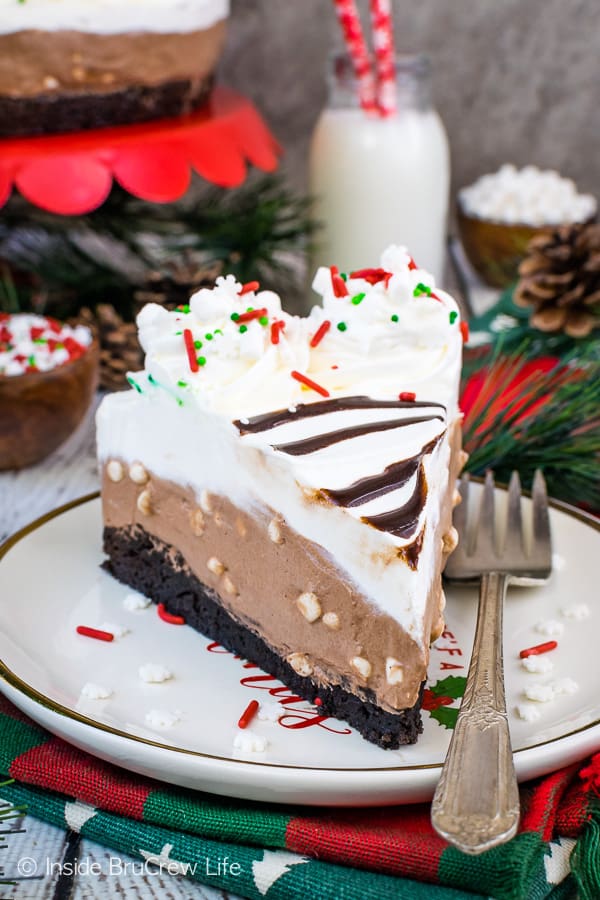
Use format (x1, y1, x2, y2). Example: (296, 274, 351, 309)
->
(134, 246, 462, 419)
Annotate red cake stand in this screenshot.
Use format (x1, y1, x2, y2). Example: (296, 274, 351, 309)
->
(0, 87, 281, 216)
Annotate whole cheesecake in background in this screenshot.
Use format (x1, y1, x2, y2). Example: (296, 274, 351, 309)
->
(0, 0, 229, 137)
(97, 247, 465, 749)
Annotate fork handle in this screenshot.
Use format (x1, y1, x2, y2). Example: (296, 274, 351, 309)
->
(431, 572, 520, 855)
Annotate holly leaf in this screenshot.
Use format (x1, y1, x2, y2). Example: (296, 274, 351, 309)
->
(430, 706, 459, 729)
(429, 675, 467, 699)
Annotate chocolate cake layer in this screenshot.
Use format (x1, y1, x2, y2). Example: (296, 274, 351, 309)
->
(103, 524, 425, 749)
(0, 77, 213, 137)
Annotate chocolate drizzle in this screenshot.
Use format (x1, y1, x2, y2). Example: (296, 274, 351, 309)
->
(271, 415, 443, 457)
(397, 527, 426, 571)
(362, 464, 428, 539)
(323, 434, 443, 508)
(234, 396, 446, 435)
(325, 457, 419, 508)
(234, 394, 447, 566)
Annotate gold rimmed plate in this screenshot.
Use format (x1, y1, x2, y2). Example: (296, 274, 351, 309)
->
(0, 489, 599, 806)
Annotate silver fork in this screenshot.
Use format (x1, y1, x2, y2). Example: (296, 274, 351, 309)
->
(431, 470, 552, 855)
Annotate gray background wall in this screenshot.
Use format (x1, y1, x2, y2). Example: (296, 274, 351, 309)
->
(220, 0, 599, 200)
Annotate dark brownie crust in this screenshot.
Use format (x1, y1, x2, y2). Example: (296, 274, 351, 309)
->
(0, 76, 213, 137)
(103, 524, 425, 749)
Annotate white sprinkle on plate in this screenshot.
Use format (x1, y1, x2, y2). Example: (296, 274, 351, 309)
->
(535, 619, 565, 637)
(123, 593, 151, 611)
(139, 663, 173, 684)
(145, 709, 181, 730)
(80, 683, 112, 700)
(233, 730, 269, 753)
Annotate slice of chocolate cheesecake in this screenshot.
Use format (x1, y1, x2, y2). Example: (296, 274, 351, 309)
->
(97, 246, 464, 748)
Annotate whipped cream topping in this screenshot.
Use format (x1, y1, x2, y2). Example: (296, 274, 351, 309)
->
(0, 0, 229, 35)
(136, 246, 462, 418)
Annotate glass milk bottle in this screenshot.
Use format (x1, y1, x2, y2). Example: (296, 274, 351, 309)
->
(309, 54, 450, 283)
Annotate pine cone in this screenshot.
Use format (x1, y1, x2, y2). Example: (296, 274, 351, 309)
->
(75, 304, 144, 392)
(514, 223, 600, 338)
(132, 259, 223, 314)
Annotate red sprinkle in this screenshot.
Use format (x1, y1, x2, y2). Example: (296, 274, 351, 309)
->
(310, 320, 331, 348)
(238, 699, 259, 729)
(183, 328, 199, 373)
(63, 336, 84, 359)
(76, 625, 114, 643)
(460, 321, 470, 344)
(236, 307, 268, 325)
(30, 326, 45, 341)
(238, 281, 260, 296)
(157, 603, 186, 626)
(408, 257, 418, 270)
(399, 391, 416, 402)
(349, 267, 391, 286)
(0, 326, 12, 343)
(270, 320, 285, 344)
(519, 641, 558, 659)
(330, 267, 349, 297)
(291, 370, 330, 398)
(47, 317, 62, 334)
(314, 697, 323, 707)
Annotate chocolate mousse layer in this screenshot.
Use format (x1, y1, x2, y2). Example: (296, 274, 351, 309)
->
(0, 23, 226, 135)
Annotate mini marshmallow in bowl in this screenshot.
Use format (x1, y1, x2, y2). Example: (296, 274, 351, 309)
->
(459, 165, 596, 227)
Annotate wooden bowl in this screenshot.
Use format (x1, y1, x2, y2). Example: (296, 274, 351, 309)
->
(456, 205, 556, 288)
(0, 338, 99, 470)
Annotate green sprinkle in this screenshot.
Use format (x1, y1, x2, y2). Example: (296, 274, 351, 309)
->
(239, 324, 248, 334)
(194, 339, 203, 349)
(147, 374, 157, 385)
(337, 322, 347, 332)
(390, 314, 399, 323)
(175, 330, 182, 335)
(197, 356, 207, 366)
(246, 306, 254, 313)
(449, 311, 458, 324)
(340, 273, 347, 281)
(177, 379, 188, 388)
(230, 313, 240, 322)
(27, 355, 35, 366)
(127, 375, 142, 394)
(176, 398, 184, 407)
(33, 337, 47, 344)
(176, 304, 190, 314)
(259, 316, 269, 326)
(214, 328, 223, 336)
(56, 342, 64, 349)
(351, 292, 365, 306)
(205, 333, 213, 341)
(413, 282, 432, 297)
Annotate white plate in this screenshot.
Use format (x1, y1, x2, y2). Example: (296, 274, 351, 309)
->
(1, 488, 599, 807)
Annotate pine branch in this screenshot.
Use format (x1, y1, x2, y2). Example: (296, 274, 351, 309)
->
(0, 176, 318, 319)
(463, 340, 600, 509)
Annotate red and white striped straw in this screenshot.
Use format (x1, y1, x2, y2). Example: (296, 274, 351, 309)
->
(333, 0, 377, 113)
(370, 0, 397, 116)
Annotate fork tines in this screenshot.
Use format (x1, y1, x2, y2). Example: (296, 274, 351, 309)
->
(444, 469, 552, 582)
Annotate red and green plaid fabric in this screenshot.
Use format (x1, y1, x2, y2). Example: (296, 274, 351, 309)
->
(0, 695, 598, 899)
